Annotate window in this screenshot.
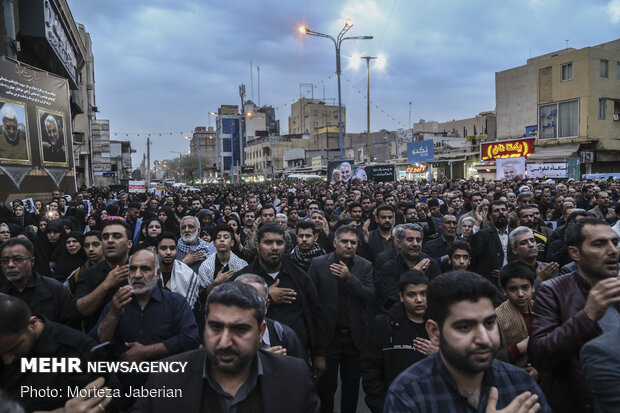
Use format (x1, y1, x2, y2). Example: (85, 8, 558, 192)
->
(561, 62, 573, 81)
(599, 99, 606, 119)
(313, 122, 318, 129)
(313, 109, 318, 116)
(617, 62, 620, 80)
(539, 99, 579, 139)
(600, 59, 608, 78)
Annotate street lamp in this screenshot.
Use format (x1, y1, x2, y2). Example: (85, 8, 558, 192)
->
(361, 56, 376, 162)
(299, 20, 373, 159)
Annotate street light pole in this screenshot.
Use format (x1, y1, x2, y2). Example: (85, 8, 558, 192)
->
(299, 21, 373, 159)
(361, 56, 376, 162)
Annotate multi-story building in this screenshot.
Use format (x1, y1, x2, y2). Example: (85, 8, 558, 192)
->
(72, 23, 97, 187)
(0, 0, 94, 198)
(215, 105, 243, 177)
(109, 140, 133, 185)
(288, 98, 345, 149)
(496, 38, 620, 173)
(244, 134, 311, 177)
(189, 126, 217, 179)
(414, 112, 496, 141)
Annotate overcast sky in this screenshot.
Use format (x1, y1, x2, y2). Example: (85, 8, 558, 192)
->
(66, 0, 620, 165)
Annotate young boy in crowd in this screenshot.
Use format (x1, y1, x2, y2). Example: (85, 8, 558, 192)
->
(496, 261, 538, 380)
(361, 270, 437, 413)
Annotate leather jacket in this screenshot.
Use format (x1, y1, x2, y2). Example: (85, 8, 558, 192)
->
(528, 271, 601, 413)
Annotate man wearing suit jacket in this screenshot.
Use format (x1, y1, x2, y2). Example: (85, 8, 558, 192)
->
(580, 310, 620, 413)
(470, 200, 511, 288)
(131, 282, 320, 413)
(308, 225, 375, 413)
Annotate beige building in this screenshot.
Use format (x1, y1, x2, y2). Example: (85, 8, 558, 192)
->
(414, 112, 496, 140)
(244, 135, 311, 176)
(189, 126, 217, 177)
(496, 39, 620, 172)
(288, 98, 345, 149)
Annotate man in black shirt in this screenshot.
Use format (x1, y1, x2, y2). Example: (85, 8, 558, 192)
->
(0, 238, 74, 324)
(0, 295, 96, 412)
(75, 219, 132, 331)
(361, 271, 437, 413)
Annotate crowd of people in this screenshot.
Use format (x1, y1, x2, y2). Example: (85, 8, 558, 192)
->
(0, 176, 619, 413)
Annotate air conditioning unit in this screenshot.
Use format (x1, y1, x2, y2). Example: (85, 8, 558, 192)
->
(580, 151, 595, 164)
(614, 113, 619, 121)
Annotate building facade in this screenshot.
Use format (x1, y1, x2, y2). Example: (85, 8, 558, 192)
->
(190, 126, 217, 179)
(496, 38, 620, 173)
(243, 134, 311, 177)
(288, 98, 345, 149)
(0, 0, 97, 198)
(215, 105, 243, 177)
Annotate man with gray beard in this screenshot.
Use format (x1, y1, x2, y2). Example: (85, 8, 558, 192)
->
(176, 215, 215, 273)
(93, 248, 200, 408)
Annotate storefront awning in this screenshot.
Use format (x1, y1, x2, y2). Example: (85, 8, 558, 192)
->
(527, 144, 580, 161)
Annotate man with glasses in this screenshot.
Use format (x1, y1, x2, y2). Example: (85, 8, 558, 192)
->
(0, 238, 74, 324)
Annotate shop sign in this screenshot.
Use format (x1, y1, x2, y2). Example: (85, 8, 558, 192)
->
(481, 138, 535, 161)
(406, 165, 428, 173)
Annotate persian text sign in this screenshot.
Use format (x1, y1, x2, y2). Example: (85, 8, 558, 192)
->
(481, 138, 535, 161)
(128, 180, 146, 193)
(526, 163, 567, 178)
(406, 165, 428, 173)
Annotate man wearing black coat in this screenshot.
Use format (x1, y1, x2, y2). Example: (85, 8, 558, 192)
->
(376, 224, 440, 310)
(232, 224, 325, 372)
(131, 282, 320, 413)
(308, 225, 375, 413)
(0, 238, 75, 325)
(470, 200, 511, 287)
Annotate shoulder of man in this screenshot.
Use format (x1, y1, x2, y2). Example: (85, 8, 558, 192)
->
(45, 319, 96, 354)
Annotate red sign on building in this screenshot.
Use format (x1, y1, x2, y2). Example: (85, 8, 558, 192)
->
(480, 138, 536, 161)
(406, 165, 428, 173)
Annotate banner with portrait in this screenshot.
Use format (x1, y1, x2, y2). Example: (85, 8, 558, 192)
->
(328, 160, 395, 184)
(496, 157, 525, 181)
(0, 57, 73, 199)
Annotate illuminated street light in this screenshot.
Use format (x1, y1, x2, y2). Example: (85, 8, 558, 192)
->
(299, 20, 373, 159)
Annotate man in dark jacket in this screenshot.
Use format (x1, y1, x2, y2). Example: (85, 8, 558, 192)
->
(0, 295, 96, 412)
(376, 224, 440, 310)
(528, 218, 620, 413)
(361, 270, 437, 413)
(364, 205, 395, 264)
(309, 225, 375, 413)
(131, 282, 320, 413)
(0, 237, 75, 325)
(470, 200, 511, 287)
(233, 224, 325, 374)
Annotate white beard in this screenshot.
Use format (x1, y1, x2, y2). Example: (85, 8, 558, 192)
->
(129, 276, 158, 295)
(181, 231, 199, 244)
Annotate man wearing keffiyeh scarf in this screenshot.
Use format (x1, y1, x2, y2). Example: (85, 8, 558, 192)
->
(289, 221, 326, 271)
(176, 215, 215, 273)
